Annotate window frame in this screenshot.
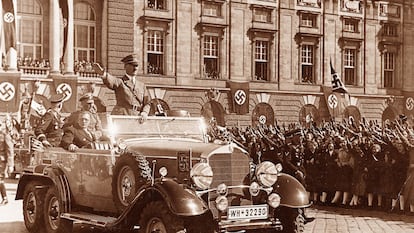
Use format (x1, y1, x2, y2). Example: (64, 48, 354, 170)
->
(253, 7, 272, 23)
(202, 34, 220, 79)
(202, 1, 222, 17)
(147, 30, 165, 75)
(300, 44, 315, 84)
(343, 18, 359, 33)
(343, 48, 357, 86)
(147, 0, 167, 10)
(254, 39, 269, 81)
(17, 0, 43, 61)
(74, 2, 96, 63)
(382, 23, 398, 37)
(300, 13, 317, 28)
(383, 52, 395, 88)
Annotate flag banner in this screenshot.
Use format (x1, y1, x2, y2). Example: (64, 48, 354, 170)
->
(403, 92, 414, 117)
(59, 0, 69, 58)
(2, 0, 16, 52)
(322, 86, 343, 120)
(51, 77, 78, 112)
(227, 81, 249, 115)
(0, 74, 19, 112)
(330, 60, 348, 94)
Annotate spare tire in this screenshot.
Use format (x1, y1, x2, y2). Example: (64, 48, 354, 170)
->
(112, 154, 151, 213)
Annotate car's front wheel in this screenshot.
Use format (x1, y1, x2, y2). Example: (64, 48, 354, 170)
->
(138, 201, 186, 233)
(275, 207, 305, 233)
(43, 187, 73, 233)
(112, 155, 149, 213)
(23, 181, 45, 233)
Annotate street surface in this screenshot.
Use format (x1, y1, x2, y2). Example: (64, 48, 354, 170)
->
(1, 179, 414, 233)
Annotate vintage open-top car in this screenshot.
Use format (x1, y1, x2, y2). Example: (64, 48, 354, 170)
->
(15, 115, 310, 233)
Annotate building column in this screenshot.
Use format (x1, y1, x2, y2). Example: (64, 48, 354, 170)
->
(64, 0, 74, 74)
(49, 0, 60, 74)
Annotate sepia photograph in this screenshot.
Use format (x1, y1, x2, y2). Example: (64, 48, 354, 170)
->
(0, 0, 414, 232)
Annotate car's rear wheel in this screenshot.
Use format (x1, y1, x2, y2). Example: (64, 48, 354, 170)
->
(43, 187, 72, 233)
(23, 181, 45, 233)
(112, 155, 149, 213)
(138, 201, 185, 233)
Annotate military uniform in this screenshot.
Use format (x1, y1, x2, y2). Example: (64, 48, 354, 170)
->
(34, 94, 65, 147)
(0, 128, 14, 204)
(100, 54, 150, 116)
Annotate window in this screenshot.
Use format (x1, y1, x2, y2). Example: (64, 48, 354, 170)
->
(343, 48, 356, 85)
(343, 18, 358, 32)
(301, 44, 314, 84)
(300, 14, 316, 28)
(17, 0, 43, 62)
(74, 3, 96, 63)
(148, 0, 166, 10)
(382, 24, 397, 37)
(253, 8, 271, 23)
(203, 2, 221, 17)
(383, 52, 395, 88)
(203, 35, 220, 79)
(254, 40, 268, 81)
(147, 30, 164, 74)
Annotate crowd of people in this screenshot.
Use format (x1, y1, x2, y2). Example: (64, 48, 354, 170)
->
(208, 116, 414, 215)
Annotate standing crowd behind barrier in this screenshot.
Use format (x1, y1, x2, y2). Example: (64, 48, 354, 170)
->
(207, 117, 414, 215)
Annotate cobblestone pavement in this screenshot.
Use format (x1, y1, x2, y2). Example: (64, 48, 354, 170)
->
(2, 179, 414, 233)
(304, 205, 414, 233)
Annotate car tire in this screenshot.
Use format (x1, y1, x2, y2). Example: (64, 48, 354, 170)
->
(43, 187, 72, 233)
(112, 155, 149, 213)
(23, 181, 45, 233)
(138, 201, 185, 233)
(276, 207, 305, 233)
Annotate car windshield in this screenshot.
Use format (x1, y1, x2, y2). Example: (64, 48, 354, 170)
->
(106, 116, 208, 142)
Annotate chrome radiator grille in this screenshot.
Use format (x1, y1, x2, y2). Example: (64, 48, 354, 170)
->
(209, 151, 250, 187)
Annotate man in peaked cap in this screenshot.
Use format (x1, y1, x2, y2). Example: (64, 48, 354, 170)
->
(92, 54, 150, 118)
(34, 93, 65, 147)
(64, 93, 105, 140)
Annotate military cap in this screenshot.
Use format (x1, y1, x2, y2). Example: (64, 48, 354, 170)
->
(121, 54, 139, 65)
(49, 93, 65, 103)
(79, 93, 94, 103)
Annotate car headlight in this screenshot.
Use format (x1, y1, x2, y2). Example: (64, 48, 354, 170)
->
(190, 163, 213, 190)
(255, 161, 278, 187)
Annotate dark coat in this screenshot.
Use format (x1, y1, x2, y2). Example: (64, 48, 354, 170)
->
(34, 109, 63, 146)
(61, 126, 96, 150)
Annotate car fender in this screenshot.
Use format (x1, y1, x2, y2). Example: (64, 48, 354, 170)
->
(16, 165, 72, 212)
(138, 178, 209, 216)
(273, 173, 311, 208)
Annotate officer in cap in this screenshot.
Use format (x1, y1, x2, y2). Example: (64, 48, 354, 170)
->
(92, 54, 150, 118)
(35, 93, 65, 147)
(64, 93, 105, 140)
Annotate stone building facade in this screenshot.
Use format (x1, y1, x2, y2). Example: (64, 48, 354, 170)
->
(1, 0, 414, 127)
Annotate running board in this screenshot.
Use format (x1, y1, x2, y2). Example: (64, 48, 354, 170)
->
(61, 212, 117, 228)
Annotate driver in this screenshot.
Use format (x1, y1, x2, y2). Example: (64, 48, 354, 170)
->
(61, 111, 96, 152)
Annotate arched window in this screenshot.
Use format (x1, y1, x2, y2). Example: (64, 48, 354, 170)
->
(17, 0, 43, 62)
(74, 3, 96, 64)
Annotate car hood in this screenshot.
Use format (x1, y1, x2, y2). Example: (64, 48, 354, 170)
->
(123, 138, 246, 159)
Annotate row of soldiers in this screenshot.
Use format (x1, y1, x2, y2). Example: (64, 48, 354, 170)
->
(208, 116, 414, 214)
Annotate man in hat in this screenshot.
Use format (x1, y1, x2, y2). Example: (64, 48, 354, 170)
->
(61, 111, 97, 152)
(34, 93, 65, 147)
(92, 54, 150, 118)
(64, 93, 104, 140)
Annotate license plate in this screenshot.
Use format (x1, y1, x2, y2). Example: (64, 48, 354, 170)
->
(227, 205, 268, 220)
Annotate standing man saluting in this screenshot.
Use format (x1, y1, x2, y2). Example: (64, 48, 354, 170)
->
(92, 54, 150, 118)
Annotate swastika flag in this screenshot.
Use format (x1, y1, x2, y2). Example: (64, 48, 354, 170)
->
(0, 74, 19, 112)
(59, 0, 69, 58)
(227, 81, 249, 115)
(51, 77, 77, 113)
(1, 0, 16, 53)
(330, 60, 348, 94)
